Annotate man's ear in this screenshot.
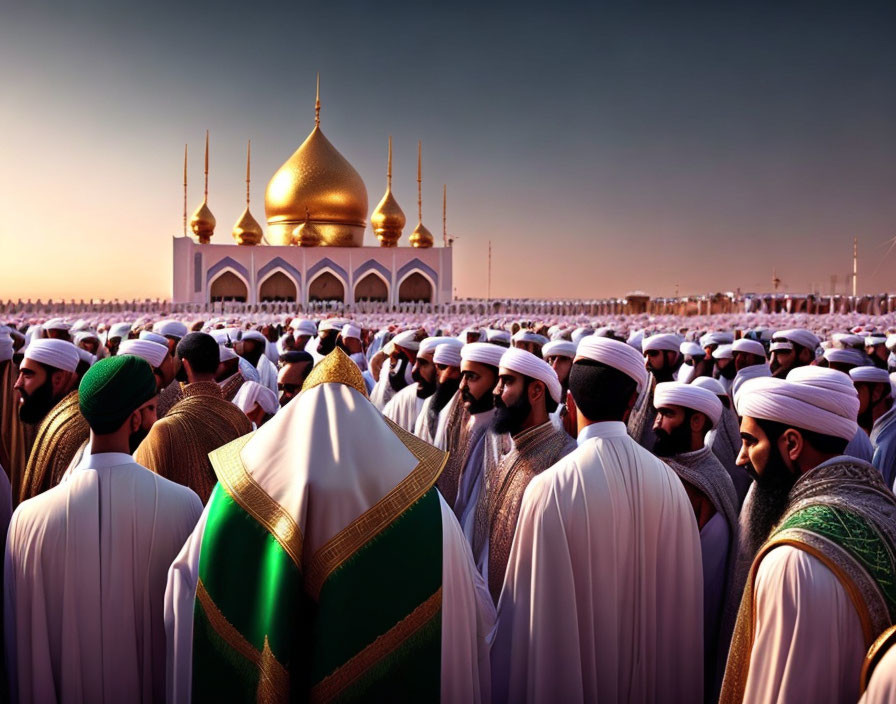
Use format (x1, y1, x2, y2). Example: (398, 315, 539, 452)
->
(779, 428, 804, 464)
(529, 380, 546, 404)
(689, 411, 707, 434)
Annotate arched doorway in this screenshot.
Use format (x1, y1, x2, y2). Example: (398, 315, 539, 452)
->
(209, 271, 248, 302)
(353, 273, 388, 302)
(259, 271, 297, 302)
(398, 272, 432, 303)
(308, 271, 345, 302)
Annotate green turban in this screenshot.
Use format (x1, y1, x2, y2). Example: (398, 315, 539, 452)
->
(79, 355, 158, 434)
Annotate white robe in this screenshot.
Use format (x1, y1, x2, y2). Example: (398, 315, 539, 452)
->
(860, 636, 896, 703)
(382, 383, 425, 432)
(741, 546, 864, 704)
(255, 354, 279, 396)
(4, 453, 203, 704)
(490, 420, 703, 704)
(165, 492, 494, 704)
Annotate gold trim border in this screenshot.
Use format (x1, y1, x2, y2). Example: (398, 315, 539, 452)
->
(209, 433, 304, 567)
(310, 587, 442, 703)
(305, 415, 448, 601)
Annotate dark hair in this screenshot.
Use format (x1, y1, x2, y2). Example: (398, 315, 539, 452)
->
(568, 359, 637, 421)
(755, 418, 849, 456)
(280, 350, 314, 366)
(175, 332, 220, 374)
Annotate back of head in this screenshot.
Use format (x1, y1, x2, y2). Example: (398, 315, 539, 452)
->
(280, 350, 314, 366)
(79, 355, 157, 434)
(176, 332, 219, 375)
(569, 360, 637, 422)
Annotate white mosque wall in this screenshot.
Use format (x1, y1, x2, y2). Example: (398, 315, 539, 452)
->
(172, 237, 453, 306)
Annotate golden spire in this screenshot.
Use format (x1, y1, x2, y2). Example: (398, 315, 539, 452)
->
(293, 206, 323, 246)
(315, 72, 321, 127)
(232, 139, 264, 246)
(371, 136, 406, 247)
(409, 140, 434, 248)
(190, 130, 216, 243)
(182, 144, 187, 237)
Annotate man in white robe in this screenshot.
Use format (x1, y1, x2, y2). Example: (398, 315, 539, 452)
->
(5, 355, 202, 703)
(414, 340, 463, 446)
(850, 366, 896, 485)
(491, 336, 703, 703)
(164, 350, 494, 703)
(382, 336, 447, 432)
(370, 330, 420, 410)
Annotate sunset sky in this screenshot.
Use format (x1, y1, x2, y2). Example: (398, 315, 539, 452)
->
(1, 1, 894, 301)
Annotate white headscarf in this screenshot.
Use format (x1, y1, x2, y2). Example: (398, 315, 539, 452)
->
(577, 336, 648, 393)
(23, 339, 80, 373)
(499, 347, 562, 403)
(654, 381, 723, 428)
(118, 339, 168, 369)
(233, 381, 279, 416)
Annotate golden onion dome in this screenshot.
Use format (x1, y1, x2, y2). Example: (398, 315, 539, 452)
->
(292, 209, 323, 247)
(265, 82, 368, 246)
(409, 222, 434, 248)
(190, 200, 216, 244)
(232, 206, 263, 246)
(371, 136, 405, 247)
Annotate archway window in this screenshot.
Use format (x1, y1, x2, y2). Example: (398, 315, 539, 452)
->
(397, 272, 432, 303)
(354, 273, 389, 302)
(259, 271, 297, 302)
(308, 272, 345, 302)
(209, 271, 248, 302)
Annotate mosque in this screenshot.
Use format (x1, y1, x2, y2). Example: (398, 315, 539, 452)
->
(171, 82, 453, 308)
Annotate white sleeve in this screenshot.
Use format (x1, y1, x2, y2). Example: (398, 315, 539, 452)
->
(743, 545, 865, 704)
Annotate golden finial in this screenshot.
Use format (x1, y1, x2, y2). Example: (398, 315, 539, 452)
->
(233, 138, 263, 245)
(315, 72, 321, 127)
(302, 347, 369, 397)
(190, 130, 216, 243)
(409, 140, 433, 248)
(293, 206, 322, 246)
(182, 144, 188, 237)
(371, 136, 406, 247)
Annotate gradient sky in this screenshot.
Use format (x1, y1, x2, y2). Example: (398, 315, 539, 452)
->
(1, 0, 894, 301)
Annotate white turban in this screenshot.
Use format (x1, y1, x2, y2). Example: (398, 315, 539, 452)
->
(461, 342, 506, 368)
(775, 328, 819, 352)
(769, 341, 793, 352)
(108, 322, 132, 340)
(42, 317, 71, 332)
(233, 381, 279, 416)
(576, 336, 648, 393)
(626, 330, 644, 351)
(731, 362, 771, 400)
(432, 339, 463, 367)
(242, 330, 267, 344)
(572, 327, 595, 345)
(849, 366, 891, 385)
(119, 339, 168, 369)
(24, 339, 79, 373)
(219, 345, 238, 362)
(541, 340, 577, 359)
(418, 336, 452, 358)
(680, 341, 704, 358)
(392, 330, 421, 352)
(732, 339, 766, 357)
(499, 347, 562, 403)
(486, 329, 511, 344)
(866, 336, 887, 347)
(291, 319, 317, 336)
(887, 335, 896, 353)
(342, 324, 361, 341)
(712, 344, 733, 360)
(512, 330, 549, 346)
(823, 347, 866, 367)
(654, 381, 723, 428)
(76, 348, 95, 367)
(155, 320, 189, 339)
(700, 332, 733, 348)
(736, 367, 858, 441)
(139, 331, 168, 346)
(691, 376, 728, 397)
(642, 333, 681, 353)
(832, 333, 864, 349)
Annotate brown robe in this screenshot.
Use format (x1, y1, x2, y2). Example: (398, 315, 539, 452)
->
(134, 381, 252, 503)
(0, 359, 27, 497)
(18, 390, 89, 505)
(473, 419, 577, 601)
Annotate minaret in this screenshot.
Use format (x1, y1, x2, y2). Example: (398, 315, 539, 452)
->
(408, 140, 434, 248)
(232, 139, 264, 245)
(190, 130, 216, 243)
(442, 184, 448, 248)
(853, 237, 858, 298)
(182, 144, 188, 237)
(370, 136, 406, 246)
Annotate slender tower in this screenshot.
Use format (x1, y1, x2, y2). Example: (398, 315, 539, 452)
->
(189, 130, 216, 243)
(408, 140, 434, 248)
(442, 184, 448, 248)
(232, 139, 263, 245)
(182, 144, 188, 237)
(853, 237, 858, 298)
(370, 136, 406, 246)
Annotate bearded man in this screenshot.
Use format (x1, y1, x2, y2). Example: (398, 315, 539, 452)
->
(15, 339, 86, 504)
(849, 366, 896, 486)
(413, 339, 463, 445)
(628, 332, 682, 450)
(720, 368, 896, 704)
(277, 350, 314, 408)
(0, 327, 26, 492)
(768, 329, 819, 378)
(370, 330, 420, 410)
(730, 338, 771, 400)
(383, 337, 445, 432)
(542, 339, 576, 434)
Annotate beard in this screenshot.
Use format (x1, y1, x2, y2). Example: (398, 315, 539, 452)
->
(18, 380, 56, 424)
(653, 422, 691, 457)
(129, 427, 150, 454)
(649, 365, 675, 383)
(388, 356, 410, 393)
(317, 333, 337, 356)
(858, 405, 875, 431)
(494, 393, 532, 436)
(714, 363, 736, 380)
(741, 447, 798, 558)
(242, 344, 263, 368)
(428, 377, 460, 424)
(462, 387, 494, 415)
(412, 367, 436, 398)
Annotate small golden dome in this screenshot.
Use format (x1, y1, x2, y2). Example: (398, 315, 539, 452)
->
(372, 137, 405, 247)
(292, 209, 323, 247)
(190, 200, 216, 244)
(265, 80, 368, 246)
(409, 222, 434, 248)
(232, 206, 263, 246)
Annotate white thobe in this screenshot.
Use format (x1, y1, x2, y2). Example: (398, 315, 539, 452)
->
(860, 637, 896, 703)
(491, 420, 703, 704)
(165, 494, 495, 704)
(4, 453, 203, 704)
(255, 354, 279, 396)
(741, 546, 864, 704)
(382, 384, 425, 432)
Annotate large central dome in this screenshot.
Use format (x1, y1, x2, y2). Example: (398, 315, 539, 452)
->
(265, 113, 368, 247)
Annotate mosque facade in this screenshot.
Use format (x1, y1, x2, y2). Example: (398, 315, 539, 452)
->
(171, 84, 453, 307)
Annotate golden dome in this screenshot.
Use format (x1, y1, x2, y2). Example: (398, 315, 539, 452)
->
(292, 209, 323, 246)
(232, 206, 263, 246)
(371, 137, 405, 247)
(190, 200, 216, 244)
(409, 222, 434, 248)
(265, 80, 368, 246)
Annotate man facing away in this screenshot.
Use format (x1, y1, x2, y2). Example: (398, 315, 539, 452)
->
(491, 336, 703, 704)
(5, 355, 202, 703)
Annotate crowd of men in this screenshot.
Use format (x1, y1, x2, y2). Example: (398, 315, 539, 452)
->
(1, 311, 896, 703)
